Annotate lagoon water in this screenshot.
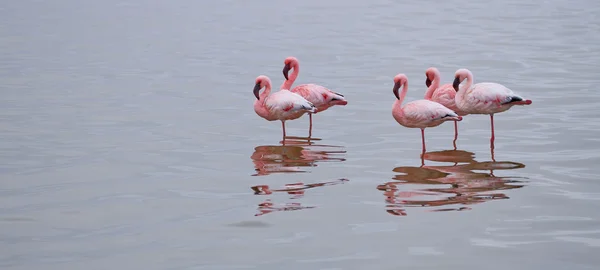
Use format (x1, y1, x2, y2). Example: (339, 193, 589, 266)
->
(1, 0, 600, 269)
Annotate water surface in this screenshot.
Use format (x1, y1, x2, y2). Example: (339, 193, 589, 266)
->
(1, 0, 600, 269)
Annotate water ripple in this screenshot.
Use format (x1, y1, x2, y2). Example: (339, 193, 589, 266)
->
(379, 149, 527, 216)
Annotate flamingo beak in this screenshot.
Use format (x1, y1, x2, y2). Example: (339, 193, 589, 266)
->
(393, 81, 401, 100)
(283, 63, 291, 80)
(425, 77, 432, 87)
(253, 83, 261, 100)
(453, 77, 460, 92)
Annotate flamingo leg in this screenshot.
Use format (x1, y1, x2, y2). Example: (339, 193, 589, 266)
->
(421, 128, 426, 154)
(309, 113, 313, 138)
(281, 121, 286, 139)
(490, 114, 495, 150)
(453, 121, 458, 150)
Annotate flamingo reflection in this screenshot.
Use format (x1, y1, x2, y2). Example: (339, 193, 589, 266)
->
(380, 149, 527, 215)
(250, 178, 349, 216)
(254, 200, 317, 217)
(251, 178, 349, 198)
(251, 137, 346, 176)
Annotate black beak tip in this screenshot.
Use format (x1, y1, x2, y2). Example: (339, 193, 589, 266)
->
(393, 81, 401, 99)
(452, 77, 460, 92)
(282, 64, 291, 80)
(425, 78, 432, 87)
(253, 83, 261, 100)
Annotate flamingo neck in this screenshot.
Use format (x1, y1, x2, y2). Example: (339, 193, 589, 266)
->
(253, 81, 272, 115)
(424, 72, 440, 99)
(392, 83, 408, 121)
(281, 63, 299, 90)
(393, 99, 403, 115)
(397, 82, 408, 107)
(254, 82, 273, 120)
(260, 82, 272, 103)
(456, 70, 473, 104)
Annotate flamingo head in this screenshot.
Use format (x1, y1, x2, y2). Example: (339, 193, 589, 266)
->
(283, 56, 299, 80)
(425, 67, 440, 88)
(254, 75, 271, 100)
(453, 68, 471, 92)
(393, 74, 408, 100)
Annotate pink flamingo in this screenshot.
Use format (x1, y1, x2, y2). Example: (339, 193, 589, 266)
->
(281, 56, 348, 137)
(391, 74, 463, 154)
(424, 67, 469, 148)
(453, 68, 532, 149)
(253, 75, 317, 139)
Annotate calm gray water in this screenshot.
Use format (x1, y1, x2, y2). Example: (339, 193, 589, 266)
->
(2, 0, 600, 269)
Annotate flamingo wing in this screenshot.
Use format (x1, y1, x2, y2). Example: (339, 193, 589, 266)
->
(266, 90, 316, 114)
(467, 83, 524, 105)
(291, 84, 346, 107)
(431, 83, 459, 112)
(403, 100, 459, 123)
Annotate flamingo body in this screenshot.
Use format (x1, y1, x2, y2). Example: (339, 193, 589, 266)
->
(393, 99, 461, 129)
(453, 68, 532, 149)
(455, 82, 531, 115)
(427, 83, 465, 116)
(265, 89, 316, 120)
(424, 67, 468, 148)
(391, 73, 462, 153)
(290, 83, 347, 113)
(253, 75, 316, 139)
(424, 67, 467, 116)
(282, 56, 347, 136)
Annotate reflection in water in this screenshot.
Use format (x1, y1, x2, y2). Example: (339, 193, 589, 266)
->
(250, 137, 346, 176)
(251, 179, 349, 216)
(249, 137, 348, 216)
(254, 200, 317, 217)
(251, 178, 349, 198)
(380, 149, 527, 216)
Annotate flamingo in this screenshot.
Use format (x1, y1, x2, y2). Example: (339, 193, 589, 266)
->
(424, 67, 469, 148)
(253, 75, 317, 139)
(452, 68, 532, 149)
(281, 56, 347, 137)
(391, 74, 463, 154)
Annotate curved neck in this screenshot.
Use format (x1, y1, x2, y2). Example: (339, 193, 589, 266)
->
(397, 81, 408, 106)
(456, 70, 473, 104)
(424, 72, 440, 99)
(280, 63, 299, 90)
(261, 81, 272, 102)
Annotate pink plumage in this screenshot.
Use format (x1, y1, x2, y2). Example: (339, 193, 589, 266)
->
(424, 67, 468, 148)
(391, 73, 463, 153)
(452, 68, 532, 148)
(425, 67, 466, 115)
(281, 56, 347, 137)
(253, 75, 316, 139)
